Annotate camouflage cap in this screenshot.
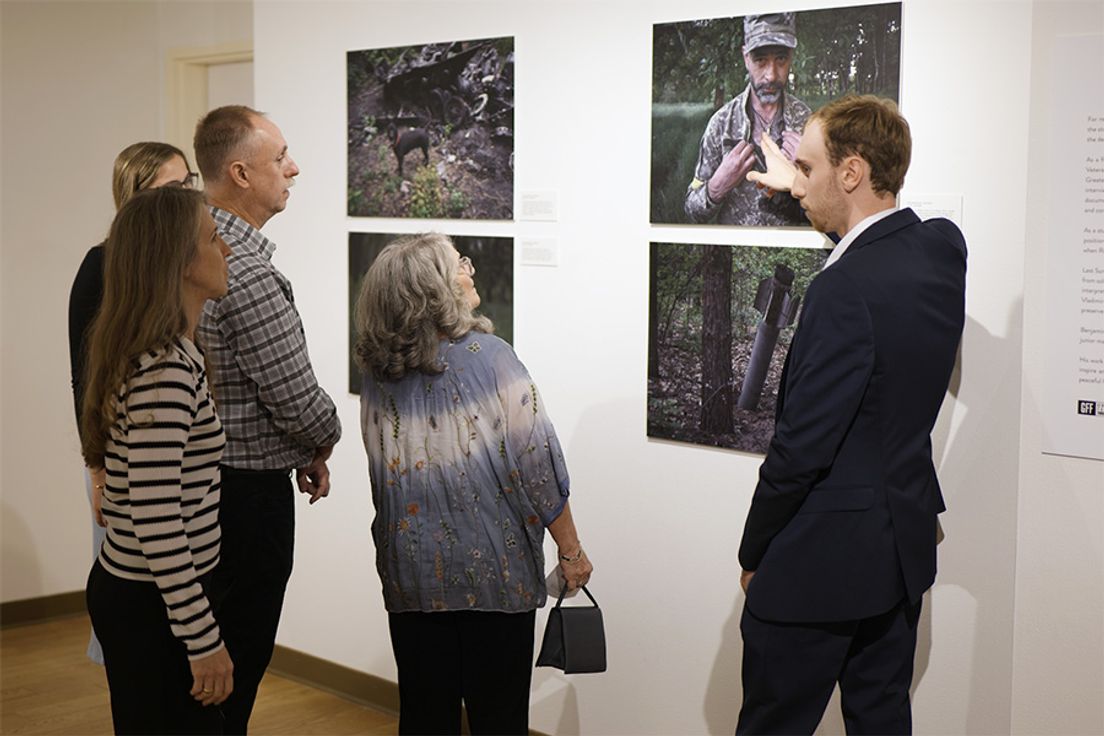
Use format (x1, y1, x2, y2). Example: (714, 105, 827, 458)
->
(743, 13, 797, 51)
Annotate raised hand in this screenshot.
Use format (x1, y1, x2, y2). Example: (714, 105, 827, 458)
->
(746, 132, 797, 194)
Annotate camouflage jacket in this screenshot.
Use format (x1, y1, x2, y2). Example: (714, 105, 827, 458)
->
(684, 85, 811, 226)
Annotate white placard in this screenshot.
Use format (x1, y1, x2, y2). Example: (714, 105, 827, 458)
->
(900, 193, 964, 228)
(519, 190, 558, 221)
(1041, 33, 1104, 461)
(520, 237, 559, 267)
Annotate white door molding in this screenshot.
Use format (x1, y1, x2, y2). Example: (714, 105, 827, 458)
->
(166, 42, 252, 160)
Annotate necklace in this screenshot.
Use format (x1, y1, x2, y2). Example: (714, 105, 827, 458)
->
(752, 106, 780, 133)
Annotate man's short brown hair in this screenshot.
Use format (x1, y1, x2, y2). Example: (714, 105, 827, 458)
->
(193, 105, 263, 182)
(812, 95, 911, 196)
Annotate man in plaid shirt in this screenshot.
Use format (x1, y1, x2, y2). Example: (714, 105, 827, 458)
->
(194, 105, 341, 734)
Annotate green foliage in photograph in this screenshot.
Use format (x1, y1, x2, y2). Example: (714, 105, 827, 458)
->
(410, 167, 444, 219)
(652, 5, 900, 107)
(446, 188, 469, 218)
(651, 104, 714, 224)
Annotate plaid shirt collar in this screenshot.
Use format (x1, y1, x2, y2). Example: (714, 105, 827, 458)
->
(210, 206, 277, 261)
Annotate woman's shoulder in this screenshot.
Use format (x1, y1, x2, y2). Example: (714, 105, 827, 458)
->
(450, 332, 519, 366)
(454, 331, 511, 352)
(71, 244, 105, 291)
(132, 339, 199, 382)
(83, 243, 105, 266)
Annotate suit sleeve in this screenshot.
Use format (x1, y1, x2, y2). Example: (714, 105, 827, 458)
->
(738, 268, 875, 571)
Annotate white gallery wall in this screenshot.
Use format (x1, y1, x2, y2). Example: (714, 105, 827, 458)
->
(0, 1, 252, 599)
(1014, 0, 1104, 731)
(0, 0, 1101, 734)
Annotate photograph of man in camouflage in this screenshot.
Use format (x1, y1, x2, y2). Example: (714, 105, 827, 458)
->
(650, 3, 901, 227)
(685, 13, 810, 227)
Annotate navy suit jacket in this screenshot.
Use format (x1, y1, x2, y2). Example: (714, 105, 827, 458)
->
(739, 208, 967, 623)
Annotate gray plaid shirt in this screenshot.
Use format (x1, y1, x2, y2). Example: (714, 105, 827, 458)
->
(198, 207, 341, 470)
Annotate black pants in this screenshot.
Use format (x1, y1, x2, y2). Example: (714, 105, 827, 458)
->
(207, 467, 295, 735)
(736, 597, 922, 736)
(86, 560, 223, 735)
(388, 610, 536, 735)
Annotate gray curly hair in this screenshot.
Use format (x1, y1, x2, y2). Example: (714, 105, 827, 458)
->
(354, 232, 493, 381)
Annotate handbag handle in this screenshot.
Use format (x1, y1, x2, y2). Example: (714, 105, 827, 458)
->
(554, 584, 598, 608)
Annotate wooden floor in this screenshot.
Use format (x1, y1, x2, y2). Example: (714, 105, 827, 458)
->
(0, 614, 398, 735)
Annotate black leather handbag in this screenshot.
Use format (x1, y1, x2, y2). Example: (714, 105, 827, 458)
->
(536, 585, 607, 674)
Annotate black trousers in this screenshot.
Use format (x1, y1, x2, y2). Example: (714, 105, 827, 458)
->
(736, 597, 922, 736)
(207, 467, 295, 735)
(388, 610, 536, 735)
(86, 560, 223, 735)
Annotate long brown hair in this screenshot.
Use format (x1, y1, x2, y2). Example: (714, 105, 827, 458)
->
(80, 187, 207, 467)
(354, 233, 492, 381)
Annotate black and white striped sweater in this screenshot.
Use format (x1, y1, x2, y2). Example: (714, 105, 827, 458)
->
(98, 336, 224, 660)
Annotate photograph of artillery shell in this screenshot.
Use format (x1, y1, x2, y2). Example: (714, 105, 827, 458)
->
(650, 3, 901, 226)
(348, 233, 514, 394)
(647, 242, 826, 454)
(347, 37, 514, 220)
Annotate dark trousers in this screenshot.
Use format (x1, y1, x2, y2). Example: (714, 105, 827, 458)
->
(208, 467, 295, 735)
(736, 597, 922, 736)
(86, 560, 223, 735)
(388, 610, 536, 735)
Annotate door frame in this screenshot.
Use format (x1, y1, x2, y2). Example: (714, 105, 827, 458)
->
(166, 42, 253, 161)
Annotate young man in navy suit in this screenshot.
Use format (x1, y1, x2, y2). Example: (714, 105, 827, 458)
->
(736, 96, 967, 734)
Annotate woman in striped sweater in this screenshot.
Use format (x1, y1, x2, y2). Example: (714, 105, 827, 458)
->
(81, 186, 233, 734)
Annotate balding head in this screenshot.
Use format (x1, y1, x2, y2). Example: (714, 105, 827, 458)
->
(194, 105, 263, 184)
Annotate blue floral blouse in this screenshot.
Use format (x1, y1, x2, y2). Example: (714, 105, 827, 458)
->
(360, 332, 570, 613)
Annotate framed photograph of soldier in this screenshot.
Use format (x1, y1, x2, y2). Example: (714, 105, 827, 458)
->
(647, 242, 827, 454)
(347, 36, 515, 220)
(348, 233, 515, 394)
(650, 3, 902, 227)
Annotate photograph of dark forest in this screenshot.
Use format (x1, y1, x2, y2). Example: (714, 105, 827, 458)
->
(650, 3, 901, 225)
(348, 233, 514, 394)
(347, 37, 514, 220)
(648, 242, 827, 454)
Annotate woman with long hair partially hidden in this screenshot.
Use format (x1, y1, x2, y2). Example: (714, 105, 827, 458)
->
(82, 187, 233, 734)
(355, 232, 594, 735)
(68, 142, 198, 664)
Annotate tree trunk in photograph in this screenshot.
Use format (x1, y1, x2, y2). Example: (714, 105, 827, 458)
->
(700, 245, 733, 434)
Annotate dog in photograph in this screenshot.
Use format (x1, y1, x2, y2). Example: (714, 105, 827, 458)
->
(387, 123, 430, 176)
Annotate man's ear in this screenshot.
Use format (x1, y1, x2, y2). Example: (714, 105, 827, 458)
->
(228, 161, 249, 189)
(839, 155, 866, 194)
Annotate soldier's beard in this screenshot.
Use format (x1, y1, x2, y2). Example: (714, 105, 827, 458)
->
(753, 84, 783, 105)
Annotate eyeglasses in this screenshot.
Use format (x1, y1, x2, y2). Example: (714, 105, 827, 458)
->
(165, 172, 200, 190)
(458, 256, 475, 276)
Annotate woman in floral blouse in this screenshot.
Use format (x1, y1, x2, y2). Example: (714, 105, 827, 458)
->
(355, 232, 593, 735)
